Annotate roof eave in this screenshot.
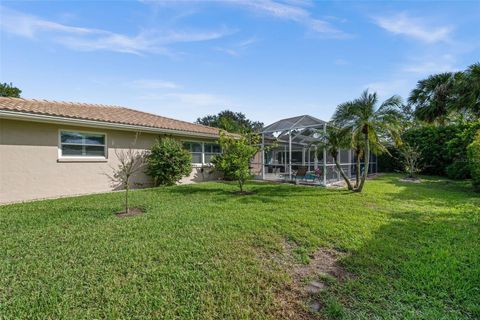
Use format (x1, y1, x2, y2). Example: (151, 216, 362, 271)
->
(0, 110, 220, 139)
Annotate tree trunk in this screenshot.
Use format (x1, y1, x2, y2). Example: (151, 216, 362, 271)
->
(239, 179, 244, 192)
(355, 134, 370, 193)
(125, 182, 129, 214)
(333, 154, 353, 190)
(355, 150, 361, 188)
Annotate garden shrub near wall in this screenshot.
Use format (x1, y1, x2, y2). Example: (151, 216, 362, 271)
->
(467, 131, 480, 191)
(146, 137, 192, 186)
(379, 121, 480, 179)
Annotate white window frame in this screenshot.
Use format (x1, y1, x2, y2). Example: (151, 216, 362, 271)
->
(203, 142, 222, 164)
(58, 129, 108, 161)
(182, 140, 221, 166)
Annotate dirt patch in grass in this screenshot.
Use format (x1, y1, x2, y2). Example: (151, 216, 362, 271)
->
(266, 240, 350, 319)
(293, 247, 349, 282)
(115, 207, 144, 218)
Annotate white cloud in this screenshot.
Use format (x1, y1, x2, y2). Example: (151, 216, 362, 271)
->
(215, 36, 258, 56)
(130, 79, 180, 89)
(402, 54, 458, 75)
(373, 12, 452, 43)
(0, 6, 232, 55)
(235, 0, 347, 37)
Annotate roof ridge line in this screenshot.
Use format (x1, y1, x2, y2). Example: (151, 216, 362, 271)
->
(119, 106, 220, 131)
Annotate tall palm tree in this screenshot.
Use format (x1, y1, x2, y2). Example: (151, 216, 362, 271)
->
(453, 63, 480, 118)
(408, 72, 456, 125)
(314, 126, 354, 190)
(332, 90, 402, 192)
(351, 132, 364, 189)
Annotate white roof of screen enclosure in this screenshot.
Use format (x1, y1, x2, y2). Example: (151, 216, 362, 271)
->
(261, 115, 327, 146)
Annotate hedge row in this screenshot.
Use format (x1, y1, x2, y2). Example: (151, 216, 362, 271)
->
(378, 122, 480, 179)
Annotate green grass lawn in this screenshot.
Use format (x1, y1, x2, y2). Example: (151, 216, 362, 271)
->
(1, 174, 479, 319)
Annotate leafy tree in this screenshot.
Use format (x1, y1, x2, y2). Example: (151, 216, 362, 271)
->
(399, 143, 422, 179)
(314, 126, 353, 190)
(332, 90, 402, 192)
(211, 131, 260, 193)
(196, 110, 263, 133)
(0, 82, 22, 98)
(467, 130, 480, 191)
(146, 137, 192, 186)
(107, 134, 146, 214)
(408, 72, 456, 125)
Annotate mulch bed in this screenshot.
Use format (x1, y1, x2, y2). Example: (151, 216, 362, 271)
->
(115, 207, 144, 218)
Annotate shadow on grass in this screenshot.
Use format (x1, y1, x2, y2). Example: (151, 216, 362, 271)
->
(328, 208, 480, 319)
(164, 180, 353, 204)
(378, 175, 479, 210)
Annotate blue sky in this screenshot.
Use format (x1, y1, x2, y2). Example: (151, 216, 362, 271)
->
(1, 1, 479, 124)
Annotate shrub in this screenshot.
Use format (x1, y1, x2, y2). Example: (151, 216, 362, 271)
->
(211, 131, 260, 192)
(380, 121, 480, 178)
(399, 143, 422, 178)
(146, 137, 192, 186)
(445, 161, 470, 180)
(377, 146, 402, 173)
(467, 131, 480, 191)
(403, 125, 461, 176)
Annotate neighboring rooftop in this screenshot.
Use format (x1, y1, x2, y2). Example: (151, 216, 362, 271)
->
(0, 97, 220, 136)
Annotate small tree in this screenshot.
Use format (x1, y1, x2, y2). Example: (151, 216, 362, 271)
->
(399, 143, 422, 179)
(146, 137, 192, 186)
(467, 131, 480, 191)
(108, 135, 146, 214)
(0, 82, 22, 98)
(211, 131, 260, 193)
(332, 90, 402, 192)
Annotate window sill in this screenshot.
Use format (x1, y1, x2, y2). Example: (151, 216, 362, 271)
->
(57, 157, 108, 163)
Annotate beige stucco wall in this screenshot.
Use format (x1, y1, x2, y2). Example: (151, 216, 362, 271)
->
(0, 119, 220, 204)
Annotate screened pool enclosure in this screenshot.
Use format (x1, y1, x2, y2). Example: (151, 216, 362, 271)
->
(255, 115, 377, 185)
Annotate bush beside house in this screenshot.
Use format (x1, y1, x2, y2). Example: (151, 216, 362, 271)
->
(146, 138, 192, 186)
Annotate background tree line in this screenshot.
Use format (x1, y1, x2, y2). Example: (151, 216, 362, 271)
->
(379, 62, 480, 186)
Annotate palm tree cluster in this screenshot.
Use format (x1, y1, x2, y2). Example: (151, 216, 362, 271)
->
(409, 63, 480, 124)
(316, 90, 403, 192)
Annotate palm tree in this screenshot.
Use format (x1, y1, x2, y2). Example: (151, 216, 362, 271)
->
(351, 132, 364, 189)
(314, 126, 354, 190)
(453, 63, 480, 118)
(408, 72, 456, 125)
(332, 90, 402, 192)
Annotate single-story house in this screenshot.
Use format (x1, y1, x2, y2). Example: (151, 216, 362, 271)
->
(0, 97, 223, 204)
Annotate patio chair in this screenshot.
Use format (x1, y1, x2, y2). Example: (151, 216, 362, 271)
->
(293, 166, 309, 181)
